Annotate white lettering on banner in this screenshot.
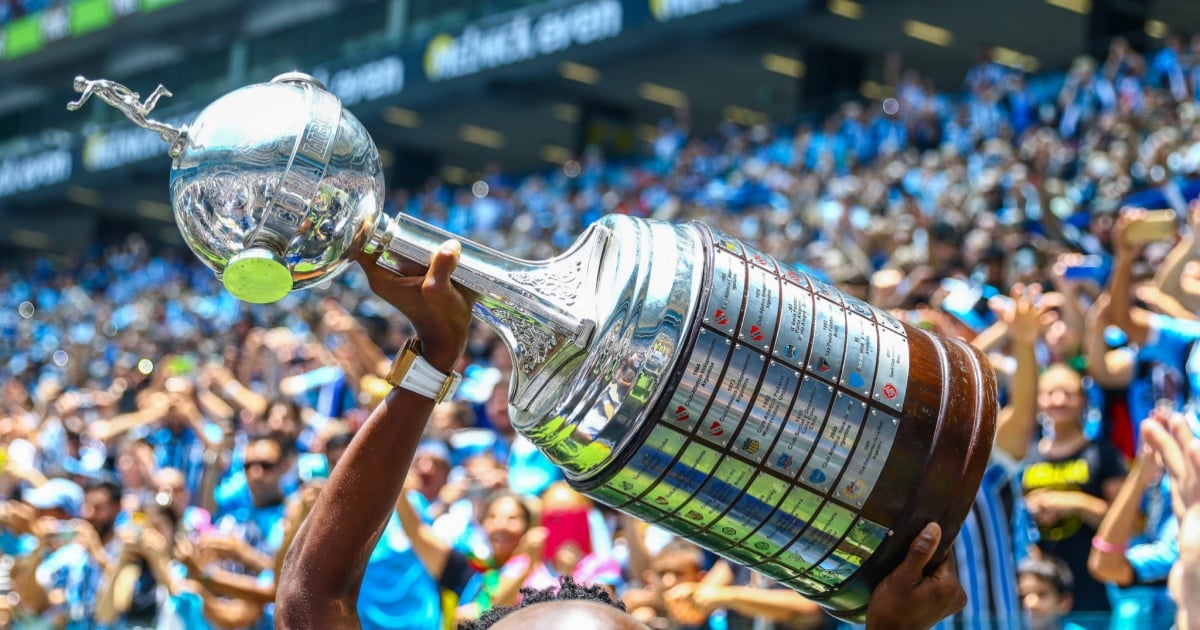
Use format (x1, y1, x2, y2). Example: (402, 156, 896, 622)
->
(650, 0, 742, 22)
(313, 56, 405, 107)
(425, 0, 622, 81)
(0, 149, 72, 198)
(83, 112, 195, 172)
(112, 0, 139, 17)
(41, 7, 69, 42)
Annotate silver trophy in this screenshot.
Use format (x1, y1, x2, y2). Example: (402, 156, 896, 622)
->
(69, 73, 996, 620)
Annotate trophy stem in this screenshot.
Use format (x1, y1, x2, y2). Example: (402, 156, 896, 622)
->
(366, 213, 604, 386)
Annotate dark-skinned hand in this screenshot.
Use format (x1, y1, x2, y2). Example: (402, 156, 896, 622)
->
(865, 522, 966, 630)
(355, 240, 476, 372)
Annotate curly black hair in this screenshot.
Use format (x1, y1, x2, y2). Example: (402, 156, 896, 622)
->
(459, 575, 625, 630)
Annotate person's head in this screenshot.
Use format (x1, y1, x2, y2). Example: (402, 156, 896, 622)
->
(481, 491, 533, 563)
(412, 440, 451, 502)
(1018, 555, 1075, 630)
(83, 479, 122, 539)
(1037, 364, 1086, 435)
(429, 400, 476, 437)
(323, 430, 353, 470)
(244, 433, 289, 507)
(649, 539, 705, 590)
(464, 452, 508, 495)
(462, 576, 642, 630)
(485, 378, 513, 436)
(114, 443, 152, 490)
(265, 399, 304, 445)
(152, 468, 189, 519)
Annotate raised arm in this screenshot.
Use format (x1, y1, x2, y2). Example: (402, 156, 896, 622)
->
(1108, 210, 1154, 345)
(1089, 432, 1164, 587)
(1152, 200, 1200, 309)
(276, 241, 474, 629)
(993, 283, 1049, 462)
(1083, 294, 1134, 389)
(393, 481, 452, 580)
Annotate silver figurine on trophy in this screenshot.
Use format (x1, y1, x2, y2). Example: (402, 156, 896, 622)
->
(69, 73, 996, 620)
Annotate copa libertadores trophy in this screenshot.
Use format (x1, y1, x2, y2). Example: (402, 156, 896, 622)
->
(69, 73, 996, 620)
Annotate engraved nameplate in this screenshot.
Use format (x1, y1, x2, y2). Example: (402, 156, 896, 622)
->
(712, 231, 744, 258)
(781, 266, 812, 291)
(808, 517, 891, 586)
(715, 471, 793, 545)
(772, 280, 815, 369)
(840, 313, 879, 397)
(645, 441, 721, 513)
(742, 242, 778, 274)
(835, 408, 901, 506)
(808, 298, 847, 384)
(701, 344, 765, 448)
(732, 361, 798, 464)
(739, 487, 825, 549)
(678, 456, 756, 529)
(739, 266, 780, 353)
(800, 393, 867, 494)
(872, 327, 910, 412)
(703, 251, 746, 336)
(606, 423, 689, 500)
(776, 502, 855, 572)
(767, 378, 833, 478)
(664, 328, 731, 434)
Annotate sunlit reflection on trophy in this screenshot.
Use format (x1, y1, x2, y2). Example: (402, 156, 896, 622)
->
(68, 73, 996, 620)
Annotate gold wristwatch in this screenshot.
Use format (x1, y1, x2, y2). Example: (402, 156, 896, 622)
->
(385, 337, 462, 403)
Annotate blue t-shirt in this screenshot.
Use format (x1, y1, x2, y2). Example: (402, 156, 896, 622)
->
(357, 510, 443, 630)
(213, 502, 286, 557)
(214, 467, 300, 517)
(35, 541, 116, 629)
(212, 503, 285, 630)
(1142, 314, 1200, 421)
(157, 562, 213, 630)
(146, 422, 222, 498)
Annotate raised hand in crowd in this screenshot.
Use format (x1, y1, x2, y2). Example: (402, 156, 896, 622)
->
(1142, 412, 1200, 630)
(1153, 199, 1200, 310)
(1088, 417, 1170, 587)
(1108, 208, 1160, 345)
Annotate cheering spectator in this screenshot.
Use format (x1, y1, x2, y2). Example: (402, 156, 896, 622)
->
(1088, 420, 1178, 628)
(1020, 362, 1127, 613)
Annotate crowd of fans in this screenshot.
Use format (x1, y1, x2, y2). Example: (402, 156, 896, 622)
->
(3, 33, 1200, 629)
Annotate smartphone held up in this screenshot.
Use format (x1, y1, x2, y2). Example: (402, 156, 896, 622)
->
(1122, 209, 1177, 245)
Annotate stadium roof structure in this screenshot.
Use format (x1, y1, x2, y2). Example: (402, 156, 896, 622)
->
(0, 0, 1198, 259)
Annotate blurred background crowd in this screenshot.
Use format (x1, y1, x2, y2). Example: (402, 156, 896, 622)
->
(5, 3, 1200, 629)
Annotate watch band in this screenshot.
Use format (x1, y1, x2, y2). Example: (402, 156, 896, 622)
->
(386, 337, 462, 403)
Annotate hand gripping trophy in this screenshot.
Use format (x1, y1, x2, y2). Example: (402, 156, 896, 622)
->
(69, 73, 996, 620)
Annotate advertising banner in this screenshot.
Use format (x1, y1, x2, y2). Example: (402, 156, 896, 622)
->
(423, 0, 623, 82)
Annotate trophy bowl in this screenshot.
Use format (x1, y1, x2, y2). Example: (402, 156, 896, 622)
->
(169, 72, 385, 303)
(68, 73, 997, 621)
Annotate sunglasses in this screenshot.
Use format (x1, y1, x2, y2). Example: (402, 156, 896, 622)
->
(244, 460, 280, 472)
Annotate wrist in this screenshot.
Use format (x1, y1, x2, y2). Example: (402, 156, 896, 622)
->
(386, 338, 462, 403)
(424, 352, 460, 374)
(1091, 535, 1128, 554)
